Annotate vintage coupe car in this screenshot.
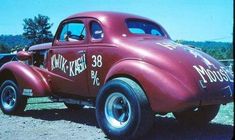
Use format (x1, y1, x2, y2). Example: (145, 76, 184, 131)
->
(0, 12, 233, 139)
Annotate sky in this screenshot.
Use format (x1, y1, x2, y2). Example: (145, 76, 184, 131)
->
(0, 0, 233, 42)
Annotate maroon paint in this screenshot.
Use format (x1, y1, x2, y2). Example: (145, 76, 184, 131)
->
(0, 62, 51, 96)
(0, 11, 233, 112)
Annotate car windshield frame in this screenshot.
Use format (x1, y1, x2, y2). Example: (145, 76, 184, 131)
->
(125, 19, 165, 37)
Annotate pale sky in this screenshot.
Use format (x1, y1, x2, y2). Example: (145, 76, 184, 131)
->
(0, 0, 233, 42)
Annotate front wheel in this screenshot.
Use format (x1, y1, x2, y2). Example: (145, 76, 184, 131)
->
(0, 80, 27, 115)
(173, 105, 220, 126)
(96, 78, 154, 140)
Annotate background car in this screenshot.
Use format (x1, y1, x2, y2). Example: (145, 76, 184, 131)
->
(0, 54, 17, 67)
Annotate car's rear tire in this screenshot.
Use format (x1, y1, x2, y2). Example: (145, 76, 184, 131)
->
(64, 103, 84, 110)
(0, 80, 27, 115)
(96, 77, 154, 140)
(173, 105, 220, 126)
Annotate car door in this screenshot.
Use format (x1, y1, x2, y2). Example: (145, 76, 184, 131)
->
(48, 19, 89, 97)
(86, 19, 118, 96)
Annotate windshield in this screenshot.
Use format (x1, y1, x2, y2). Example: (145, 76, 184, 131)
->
(126, 19, 164, 37)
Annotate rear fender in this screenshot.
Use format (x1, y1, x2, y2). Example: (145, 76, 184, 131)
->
(0, 62, 51, 97)
(105, 60, 198, 112)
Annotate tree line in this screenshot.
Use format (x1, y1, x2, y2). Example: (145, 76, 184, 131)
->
(0, 14, 233, 60)
(176, 40, 233, 60)
(0, 14, 53, 52)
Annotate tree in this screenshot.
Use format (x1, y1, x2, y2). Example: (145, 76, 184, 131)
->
(23, 14, 53, 45)
(0, 43, 10, 53)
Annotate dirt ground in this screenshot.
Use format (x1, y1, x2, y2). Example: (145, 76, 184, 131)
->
(0, 98, 234, 140)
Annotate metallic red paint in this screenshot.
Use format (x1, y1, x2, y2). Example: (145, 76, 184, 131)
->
(0, 62, 51, 96)
(0, 11, 233, 113)
(17, 51, 32, 61)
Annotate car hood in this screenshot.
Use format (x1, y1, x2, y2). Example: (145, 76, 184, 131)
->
(120, 37, 234, 97)
(28, 42, 52, 51)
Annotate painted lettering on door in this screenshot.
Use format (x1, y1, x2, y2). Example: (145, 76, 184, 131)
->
(91, 55, 103, 86)
(51, 53, 87, 77)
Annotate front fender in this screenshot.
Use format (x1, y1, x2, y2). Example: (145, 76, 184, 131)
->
(0, 62, 51, 96)
(105, 60, 200, 112)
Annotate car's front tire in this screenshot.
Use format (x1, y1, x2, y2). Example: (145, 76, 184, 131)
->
(173, 105, 220, 126)
(96, 78, 154, 140)
(0, 80, 27, 115)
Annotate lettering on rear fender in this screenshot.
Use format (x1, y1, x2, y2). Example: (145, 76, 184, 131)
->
(193, 65, 234, 83)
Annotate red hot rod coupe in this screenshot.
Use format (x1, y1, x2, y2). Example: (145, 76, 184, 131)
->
(0, 12, 233, 139)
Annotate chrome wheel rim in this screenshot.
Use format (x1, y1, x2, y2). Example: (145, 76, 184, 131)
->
(104, 92, 131, 128)
(1, 85, 17, 110)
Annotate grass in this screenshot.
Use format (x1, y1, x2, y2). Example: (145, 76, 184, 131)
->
(26, 97, 65, 110)
(212, 103, 234, 125)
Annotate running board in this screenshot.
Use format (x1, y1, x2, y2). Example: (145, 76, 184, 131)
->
(50, 97, 95, 107)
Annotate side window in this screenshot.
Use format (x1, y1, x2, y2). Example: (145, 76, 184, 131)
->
(59, 22, 86, 42)
(129, 28, 145, 34)
(90, 21, 104, 40)
(151, 29, 162, 36)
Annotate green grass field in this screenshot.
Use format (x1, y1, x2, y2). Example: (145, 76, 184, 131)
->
(212, 102, 234, 125)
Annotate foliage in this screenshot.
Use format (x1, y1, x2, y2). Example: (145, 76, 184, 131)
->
(23, 14, 53, 45)
(0, 35, 29, 47)
(0, 35, 30, 53)
(0, 31, 233, 59)
(177, 40, 233, 60)
(0, 43, 9, 53)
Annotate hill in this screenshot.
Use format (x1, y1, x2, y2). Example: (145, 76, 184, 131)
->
(176, 40, 233, 59)
(0, 35, 30, 52)
(0, 35, 233, 60)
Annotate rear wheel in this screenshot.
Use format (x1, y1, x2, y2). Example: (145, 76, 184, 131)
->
(173, 105, 220, 126)
(0, 80, 27, 115)
(96, 78, 154, 140)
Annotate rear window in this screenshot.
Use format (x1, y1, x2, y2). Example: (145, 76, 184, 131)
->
(90, 21, 104, 40)
(126, 19, 164, 36)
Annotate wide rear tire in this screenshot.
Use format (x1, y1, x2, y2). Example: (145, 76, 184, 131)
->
(0, 80, 27, 115)
(96, 78, 154, 140)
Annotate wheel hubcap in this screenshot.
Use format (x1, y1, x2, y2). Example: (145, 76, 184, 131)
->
(104, 92, 131, 128)
(1, 85, 17, 110)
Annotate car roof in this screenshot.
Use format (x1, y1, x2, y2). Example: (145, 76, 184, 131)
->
(66, 11, 151, 22)
(63, 11, 170, 39)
